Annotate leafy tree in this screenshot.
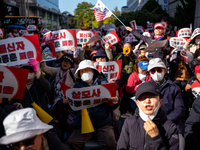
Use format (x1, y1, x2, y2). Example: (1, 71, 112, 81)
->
(141, 0, 162, 13)
(172, 0, 196, 28)
(74, 2, 94, 28)
(0, 0, 9, 27)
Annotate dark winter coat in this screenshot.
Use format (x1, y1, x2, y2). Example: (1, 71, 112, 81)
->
(185, 96, 200, 150)
(131, 30, 171, 65)
(150, 78, 185, 126)
(117, 108, 179, 150)
(12, 74, 51, 115)
(72, 73, 120, 130)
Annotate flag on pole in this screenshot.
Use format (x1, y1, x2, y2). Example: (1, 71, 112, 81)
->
(91, 0, 113, 22)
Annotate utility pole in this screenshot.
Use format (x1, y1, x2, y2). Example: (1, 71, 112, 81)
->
(27, 0, 29, 25)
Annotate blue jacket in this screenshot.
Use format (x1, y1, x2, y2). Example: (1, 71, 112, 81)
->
(149, 78, 185, 134)
(73, 73, 120, 130)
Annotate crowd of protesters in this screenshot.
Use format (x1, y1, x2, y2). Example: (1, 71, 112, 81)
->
(1, 22, 200, 150)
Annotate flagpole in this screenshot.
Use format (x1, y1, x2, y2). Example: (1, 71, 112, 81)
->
(111, 13, 126, 27)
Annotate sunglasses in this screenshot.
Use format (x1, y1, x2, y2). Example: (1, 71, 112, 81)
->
(10, 136, 36, 150)
(150, 69, 163, 74)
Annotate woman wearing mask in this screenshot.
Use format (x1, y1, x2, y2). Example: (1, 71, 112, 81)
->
(117, 82, 179, 150)
(184, 34, 200, 54)
(67, 60, 120, 150)
(12, 59, 51, 115)
(126, 56, 151, 94)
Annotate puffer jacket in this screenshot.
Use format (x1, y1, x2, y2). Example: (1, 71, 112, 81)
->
(117, 108, 179, 150)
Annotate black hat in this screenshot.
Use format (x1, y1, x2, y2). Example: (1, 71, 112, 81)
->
(93, 50, 108, 61)
(60, 54, 74, 66)
(135, 82, 161, 100)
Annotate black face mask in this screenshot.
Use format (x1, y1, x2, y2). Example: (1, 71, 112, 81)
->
(21, 66, 34, 73)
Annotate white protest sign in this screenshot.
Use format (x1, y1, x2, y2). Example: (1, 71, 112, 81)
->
(26, 25, 37, 31)
(60, 82, 117, 111)
(191, 81, 200, 98)
(102, 31, 120, 46)
(177, 28, 192, 38)
(93, 60, 122, 81)
(0, 35, 42, 66)
(76, 30, 96, 45)
(191, 28, 200, 40)
(0, 28, 4, 38)
(168, 37, 187, 48)
(19, 30, 29, 36)
(52, 29, 77, 53)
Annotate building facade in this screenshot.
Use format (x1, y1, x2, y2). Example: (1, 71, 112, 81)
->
(127, 0, 168, 12)
(15, 0, 62, 30)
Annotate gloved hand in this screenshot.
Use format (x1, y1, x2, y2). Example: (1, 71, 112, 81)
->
(28, 59, 39, 72)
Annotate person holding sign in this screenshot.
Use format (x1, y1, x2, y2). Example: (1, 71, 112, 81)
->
(79, 42, 113, 61)
(41, 49, 79, 139)
(126, 23, 171, 65)
(67, 60, 120, 150)
(12, 59, 51, 115)
(117, 82, 179, 149)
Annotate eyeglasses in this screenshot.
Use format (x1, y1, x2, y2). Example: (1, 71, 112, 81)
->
(10, 136, 36, 150)
(150, 69, 163, 74)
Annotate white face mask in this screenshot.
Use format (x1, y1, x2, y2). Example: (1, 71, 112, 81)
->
(138, 73, 147, 82)
(27, 72, 35, 80)
(137, 101, 160, 121)
(151, 72, 164, 82)
(81, 71, 94, 83)
(195, 39, 200, 45)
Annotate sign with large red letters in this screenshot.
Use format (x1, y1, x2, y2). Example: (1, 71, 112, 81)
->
(26, 25, 37, 31)
(102, 31, 120, 46)
(0, 35, 42, 66)
(191, 28, 200, 40)
(60, 82, 117, 111)
(0, 65, 29, 99)
(18, 30, 29, 36)
(93, 60, 122, 81)
(167, 37, 187, 48)
(76, 30, 97, 45)
(52, 29, 77, 53)
(176, 28, 192, 38)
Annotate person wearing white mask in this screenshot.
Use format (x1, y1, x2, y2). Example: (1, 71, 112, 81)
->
(67, 59, 120, 150)
(148, 58, 185, 150)
(117, 82, 179, 150)
(12, 59, 51, 116)
(126, 56, 151, 95)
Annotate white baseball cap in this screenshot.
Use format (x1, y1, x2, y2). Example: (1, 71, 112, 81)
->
(148, 58, 166, 71)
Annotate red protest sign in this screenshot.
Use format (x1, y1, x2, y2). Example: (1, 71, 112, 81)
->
(60, 82, 117, 111)
(0, 34, 42, 66)
(0, 28, 4, 38)
(0, 66, 29, 99)
(102, 31, 120, 46)
(18, 30, 29, 36)
(130, 20, 137, 31)
(191, 80, 200, 98)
